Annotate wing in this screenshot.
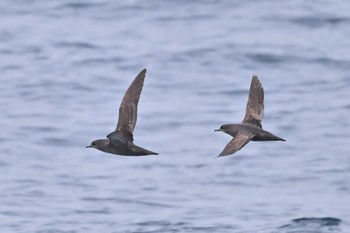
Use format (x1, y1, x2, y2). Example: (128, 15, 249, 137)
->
(242, 76, 264, 128)
(217, 133, 251, 157)
(114, 69, 146, 141)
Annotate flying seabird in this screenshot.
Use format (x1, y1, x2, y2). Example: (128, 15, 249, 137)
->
(86, 69, 158, 156)
(215, 76, 285, 157)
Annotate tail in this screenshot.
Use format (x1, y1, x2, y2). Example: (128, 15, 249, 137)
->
(137, 148, 159, 155)
(147, 151, 159, 155)
(270, 135, 286, 141)
(252, 131, 286, 142)
(133, 144, 159, 155)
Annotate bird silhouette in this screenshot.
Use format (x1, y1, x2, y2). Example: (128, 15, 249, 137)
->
(86, 69, 158, 156)
(215, 76, 285, 157)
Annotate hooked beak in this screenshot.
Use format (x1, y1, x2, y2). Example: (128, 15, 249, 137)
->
(214, 129, 222, 132)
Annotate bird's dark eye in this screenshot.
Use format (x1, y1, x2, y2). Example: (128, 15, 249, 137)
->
(92, 142, 95, 146)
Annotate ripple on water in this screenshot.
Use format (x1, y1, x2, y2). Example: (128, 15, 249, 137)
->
(278, 217, 342, 233)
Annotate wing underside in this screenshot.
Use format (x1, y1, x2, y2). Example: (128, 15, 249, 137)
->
(242, 76, 264, 128)
(112, 69, 147, 141)
(217, 133, 251, 157)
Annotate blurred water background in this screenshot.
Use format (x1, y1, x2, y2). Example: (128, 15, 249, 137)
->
(0, 0, 349, 232)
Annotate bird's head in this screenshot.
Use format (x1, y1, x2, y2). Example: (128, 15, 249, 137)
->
(86, 139, 110, 150)
(214, 124, 230, 133)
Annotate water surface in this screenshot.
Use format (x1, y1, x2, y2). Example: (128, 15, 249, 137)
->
(0, 1, 349, 232)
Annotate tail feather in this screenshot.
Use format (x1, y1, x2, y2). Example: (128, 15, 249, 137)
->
(252, 132, 286, 141)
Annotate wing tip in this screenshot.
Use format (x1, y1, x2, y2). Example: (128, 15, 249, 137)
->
(216, 154, 227, 158)
(249, 75, 264, 94)
(136, 68, 147, 79)
(133, 68, 147, 85)
(216, 150, 231, 158)
(251, 75, 261, 83)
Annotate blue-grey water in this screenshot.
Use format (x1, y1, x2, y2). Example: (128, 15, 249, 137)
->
(1, 1, 350, 232)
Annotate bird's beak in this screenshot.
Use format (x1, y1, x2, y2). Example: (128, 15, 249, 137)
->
(214, 129, 221, 132)
(86, 145, 92, 148)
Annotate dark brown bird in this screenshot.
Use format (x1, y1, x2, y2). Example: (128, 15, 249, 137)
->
(86, 69, 158, 156)
(215, 76, 285, 157)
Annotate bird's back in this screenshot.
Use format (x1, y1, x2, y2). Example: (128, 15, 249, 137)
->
(223, 123, 263, 137)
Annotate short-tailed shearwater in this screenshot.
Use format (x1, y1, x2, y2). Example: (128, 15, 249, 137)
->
(215, 76, 285, 157)
(86, 69, 158, 156)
